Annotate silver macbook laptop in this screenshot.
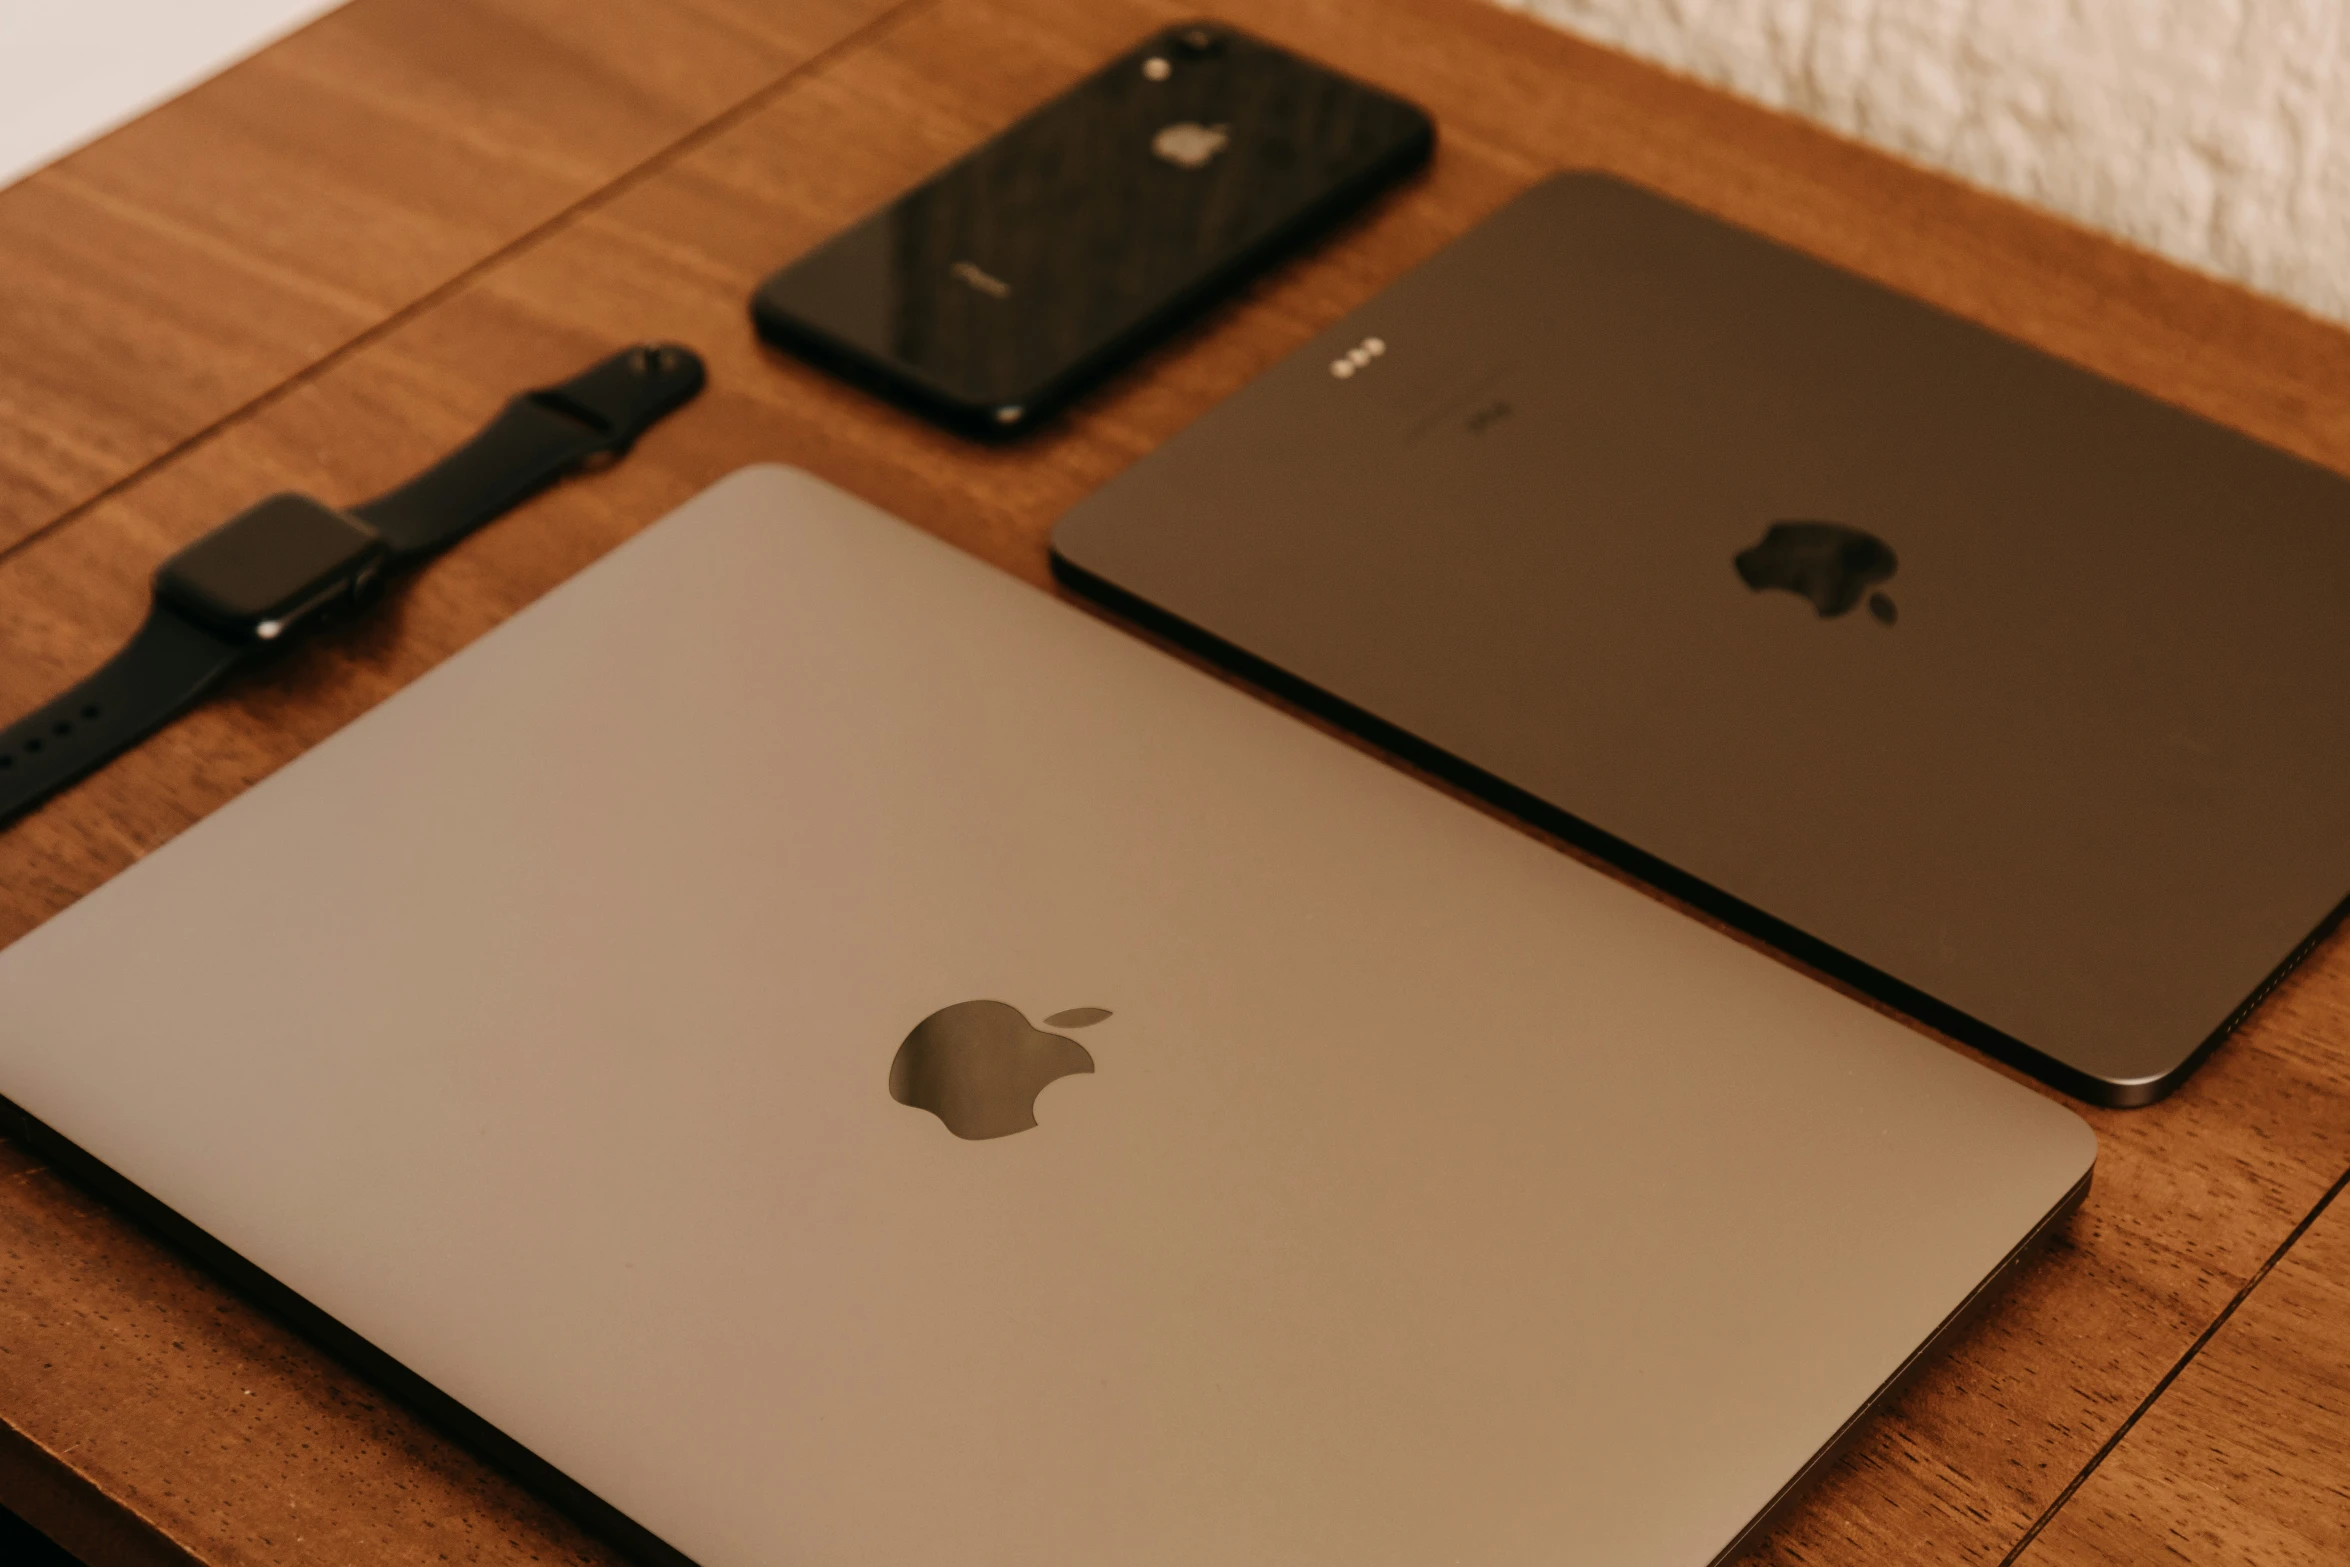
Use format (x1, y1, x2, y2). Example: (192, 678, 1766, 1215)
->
(1051, 172, 2350, 1108)
(0, 466, 2091, 1567)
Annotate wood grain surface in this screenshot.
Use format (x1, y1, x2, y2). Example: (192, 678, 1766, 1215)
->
(0, 0, 899, 555)
(2020, 1176, 2350, 1565)
(1, 0, 2347, 1563)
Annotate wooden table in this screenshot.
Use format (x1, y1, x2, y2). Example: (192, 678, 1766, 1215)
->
(1, 1, 2344, 1562)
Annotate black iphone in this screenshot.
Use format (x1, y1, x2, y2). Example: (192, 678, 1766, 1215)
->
(749, 21, 1434, 437)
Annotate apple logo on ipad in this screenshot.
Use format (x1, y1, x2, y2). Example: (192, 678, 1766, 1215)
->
(890, 1001, 1113, 1140)
(1735, 521, 1899, 625)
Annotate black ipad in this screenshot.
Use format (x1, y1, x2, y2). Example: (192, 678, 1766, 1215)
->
(1053, 173, 2350, 1106)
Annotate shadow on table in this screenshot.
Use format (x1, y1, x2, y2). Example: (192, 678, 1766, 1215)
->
(0, 1502, 81, 1566)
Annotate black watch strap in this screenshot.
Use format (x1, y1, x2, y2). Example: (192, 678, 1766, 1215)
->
(0, 343, 705, 832)
(352, 343, 704, 561)
(0, 608, 246, 822)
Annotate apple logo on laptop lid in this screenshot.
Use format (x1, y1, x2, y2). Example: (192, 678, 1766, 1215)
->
(1736, 520, 1899, 625)
(890, 1001, 1112, 1140)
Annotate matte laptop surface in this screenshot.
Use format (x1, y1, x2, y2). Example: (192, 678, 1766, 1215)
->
(1051, 172, 2350, 1106)
(0, 467, 2091, 1567)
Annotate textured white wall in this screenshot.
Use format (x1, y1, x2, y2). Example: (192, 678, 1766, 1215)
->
(1498, 0, 2350, 325)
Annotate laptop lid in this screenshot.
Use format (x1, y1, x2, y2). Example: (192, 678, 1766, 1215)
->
(1050, 172, 2350, 1107)
(0, 466, 2091, 1567)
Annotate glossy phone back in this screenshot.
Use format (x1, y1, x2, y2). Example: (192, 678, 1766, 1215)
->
(750, 22, 1432, 435)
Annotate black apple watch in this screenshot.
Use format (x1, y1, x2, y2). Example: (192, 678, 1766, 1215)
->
(0, 342, 705, 829)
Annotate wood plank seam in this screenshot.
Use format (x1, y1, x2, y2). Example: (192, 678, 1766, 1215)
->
(0, 0, 940, 581)
(1997, 1157, 2350, 1565)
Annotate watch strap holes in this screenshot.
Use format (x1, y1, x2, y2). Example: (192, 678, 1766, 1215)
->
(3, 701, 103, 770)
